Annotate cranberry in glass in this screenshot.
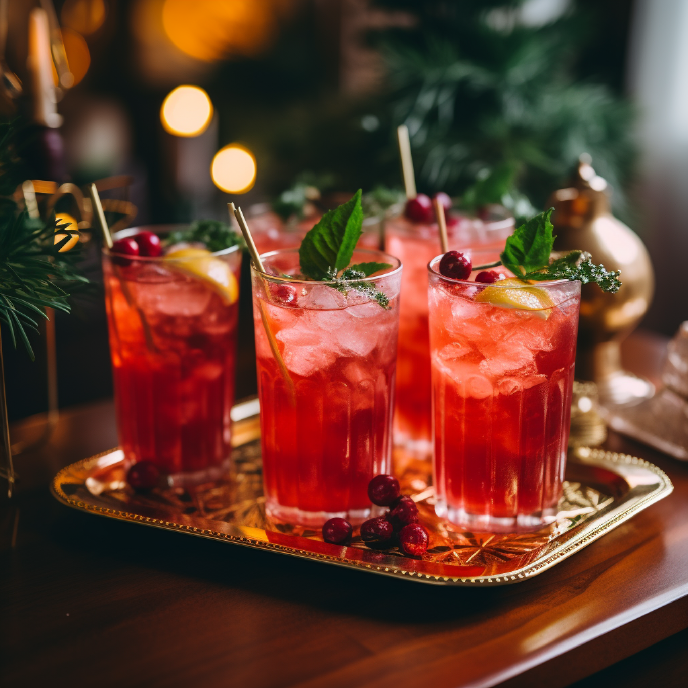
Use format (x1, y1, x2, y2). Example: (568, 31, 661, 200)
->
(433, 192, 452, 213)
(360, 517, 395, 548)
(475, 270, 501, 284)
(387, 496, 419, 531)
(404, 194, 433, 223)
(398, 524, 429, 557)
(271, 283, 298, 306)
(367, 474, 400, 507)
(133, 231, 162, 257)
(126, 461, 161, 491)
(111, 237, 140, 267)
(438, 251, 472, 280)
(322, 518, 352, 545)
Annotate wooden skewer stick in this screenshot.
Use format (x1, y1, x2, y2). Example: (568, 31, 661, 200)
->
(434, 198, 449, 254)
(228, 203, 295, 397)
(397, 124, 416, 200)
(228, 203, 265, 273)
(89, 183, 112, 249)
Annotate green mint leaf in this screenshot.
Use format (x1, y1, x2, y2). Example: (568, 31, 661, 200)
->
(525, 255, 622, 293)
(299, 189, 363, 280)
(346, 262, 392, 277)
(500, 208, 555, 277)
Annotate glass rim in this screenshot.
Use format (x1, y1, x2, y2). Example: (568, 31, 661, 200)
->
(254, 247, 403, 286)
(386, 202, 515, 230)
(427, 254, 572, 289)
(102, 225, 242, 262)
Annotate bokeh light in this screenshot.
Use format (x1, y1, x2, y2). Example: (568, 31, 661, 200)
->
(161, 0, 277, 62)
(54, 213, 80, 253)
(60, 29, 91, 86)
(61, 0, 107, 35)
(211, 145, 257, 194)
(160, 86, 213, 137)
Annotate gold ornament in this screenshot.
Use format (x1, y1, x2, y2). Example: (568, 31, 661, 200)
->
(548, 155, 655, 405)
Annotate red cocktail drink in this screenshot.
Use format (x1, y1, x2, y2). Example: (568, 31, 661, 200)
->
(428, 251, 581, 531)
(252, 249, 402, 526)
(103, 228, 241, 484)
(386, 210, 514, 456)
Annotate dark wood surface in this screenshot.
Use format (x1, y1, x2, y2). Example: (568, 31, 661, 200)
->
(2, 330, 688, 688)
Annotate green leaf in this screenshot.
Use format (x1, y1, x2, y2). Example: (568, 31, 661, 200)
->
(346, 262, 392, 277)
(299, 189, 363, 280)
(525, 254, 622, 293)
(500, 208, 555, 277)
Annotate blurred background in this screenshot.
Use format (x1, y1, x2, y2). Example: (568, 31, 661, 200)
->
(1, 0, 686, 420)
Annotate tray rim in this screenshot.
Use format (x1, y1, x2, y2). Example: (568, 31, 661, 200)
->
(50, 445, 674, 587)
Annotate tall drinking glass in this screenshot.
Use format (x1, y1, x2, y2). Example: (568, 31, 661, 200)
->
(428, 251, 581, 531)
(386, 208, 514, 457)
(103, 227, 242, 485)
(252, 248, 402, 526)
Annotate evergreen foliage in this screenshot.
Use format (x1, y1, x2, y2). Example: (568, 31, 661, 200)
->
(0, 122, 88, 360)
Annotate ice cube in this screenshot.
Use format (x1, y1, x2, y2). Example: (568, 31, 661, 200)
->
(132, 277, 212, 317)
(276, 314, 338, 377)
(298, 284, 347, 310)
(478, 341, 535, 377)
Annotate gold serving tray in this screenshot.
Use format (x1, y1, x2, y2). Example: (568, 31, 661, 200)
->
(51, 399, 673, 586)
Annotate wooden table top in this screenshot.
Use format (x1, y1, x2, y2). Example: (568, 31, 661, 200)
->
(2, 330, 687, 688)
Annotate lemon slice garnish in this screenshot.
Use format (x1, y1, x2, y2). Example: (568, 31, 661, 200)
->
(474, 277, 554, 319)
(164, 247, 238, 304)
(54, 212, 79, 253)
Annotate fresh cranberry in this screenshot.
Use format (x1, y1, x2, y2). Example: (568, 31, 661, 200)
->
(270, 283, 298, 306)
(360, 517, 395, 548)
(433, 192, 452, 213)
(404, 194, 433, 224)
(133, 231, 162, 257)
(322, 517, 352, 545)
(367, 474, 400, 507)
(398, 524, 429, 557)
(126, 461, 161, 491)
(387, 496, 419, 531)
(475, 270, 502, 284)
(446, 214, 460, 228)
(111, 237, 140, 267)
(438, 250, 472, 280)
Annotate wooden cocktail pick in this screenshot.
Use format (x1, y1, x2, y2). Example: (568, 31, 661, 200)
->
(89, 183, 112, 249)
(396, 124, 416, 200)
(228, 202, 265, 273)
(228, 203, 295, 396)
(433, 197, 449, 254)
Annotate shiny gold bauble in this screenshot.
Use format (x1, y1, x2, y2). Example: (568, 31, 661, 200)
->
(549, 155, 655, 405)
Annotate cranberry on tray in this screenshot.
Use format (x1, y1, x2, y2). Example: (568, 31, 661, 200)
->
(398, 523, 429, 557)
(368, 474, 400, 507)
(322, 518, 352, 545)
(387, 496, 419, 531)
(126, 461, 161, 491)
(360, 517, 395, 548)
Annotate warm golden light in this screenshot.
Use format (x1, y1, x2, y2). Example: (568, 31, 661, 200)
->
(161, 0, 277, 62)
(61, 0, 106, 35)
(54, 213, 80, 253)
(61, 29, 91, 86)
(161, 85, 213, 137)
(211, 145, 256, 194)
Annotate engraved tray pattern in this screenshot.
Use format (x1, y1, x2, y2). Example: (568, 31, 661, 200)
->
(51, 402, 673, 586)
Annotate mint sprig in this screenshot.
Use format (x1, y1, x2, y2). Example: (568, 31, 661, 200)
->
(476, 209, 621, 293)
(298, 190, 392, 307)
